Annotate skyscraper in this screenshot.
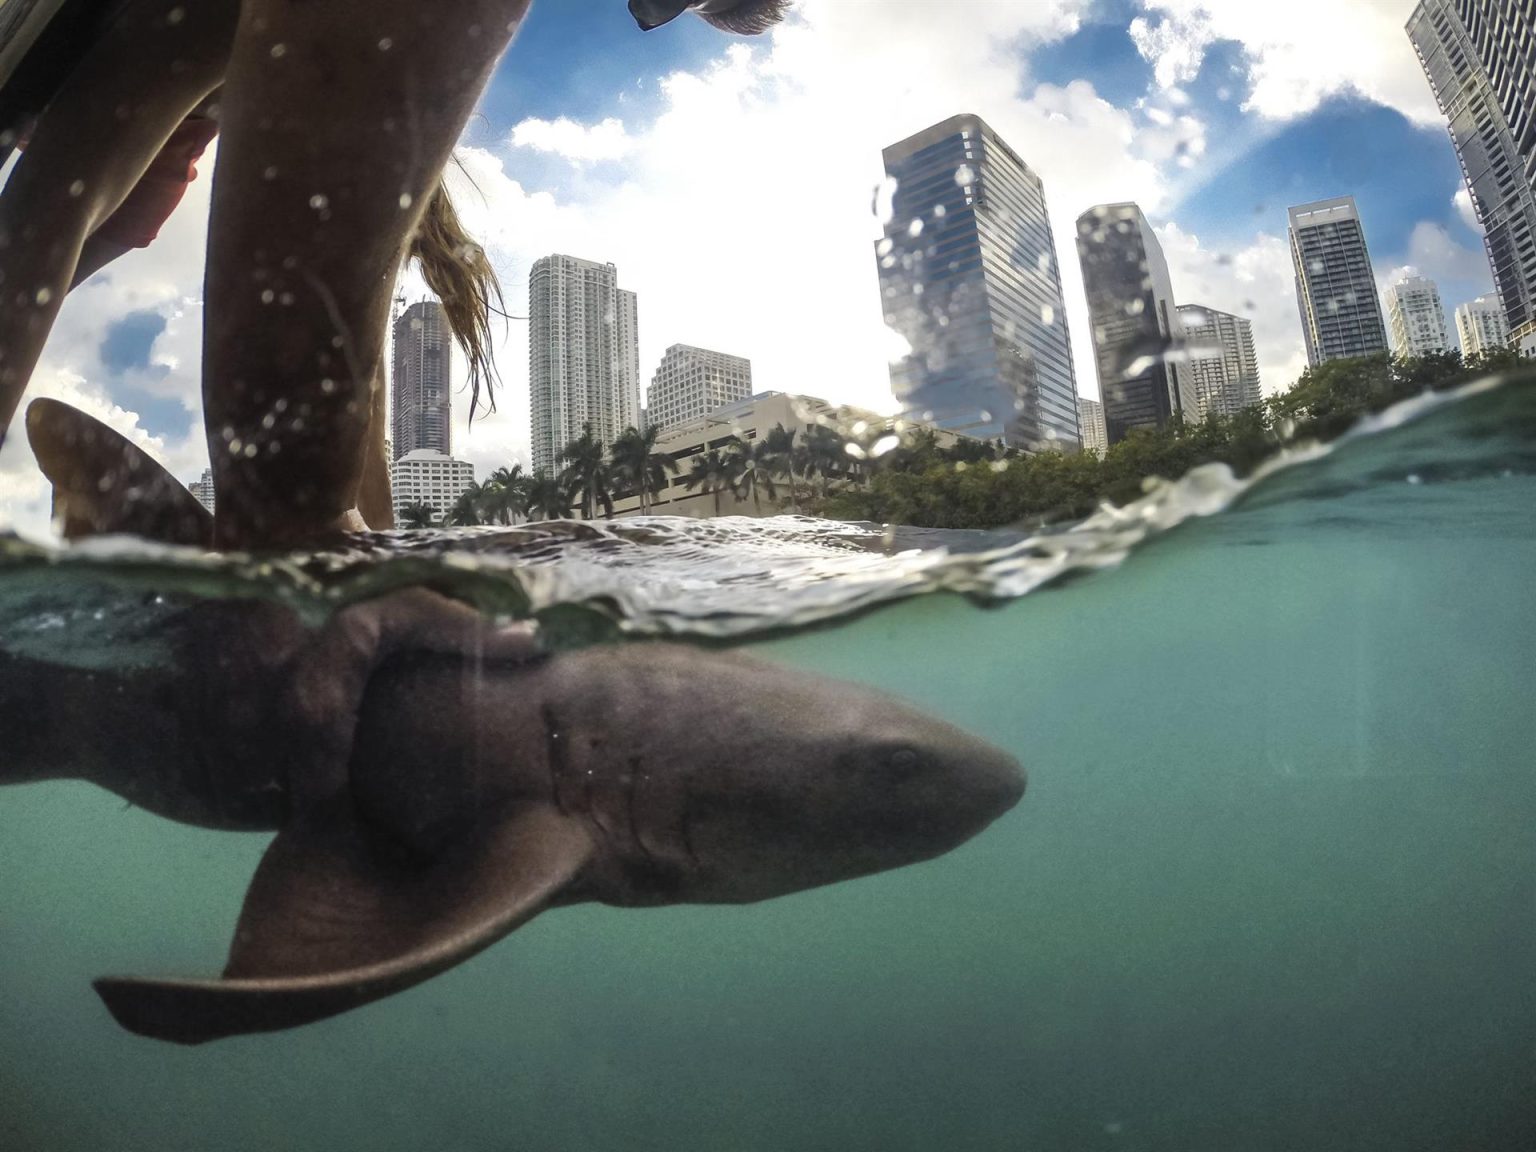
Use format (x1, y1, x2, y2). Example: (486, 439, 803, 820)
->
(1178, 304, 1262, 418)
(646, 344, 753, 432)
(1076, 203, 1196, 444)
(1288, 197, 1390, 367)
(877, 113, 1080, 452)
(528, 255, 641, 477)
(1455, 293, 1510, 357)
(1408, 1, 1536, 354)
(390, 301, 452, 460)
(1384, 275, 1452, 357)
(1077, 397, 1108, 457)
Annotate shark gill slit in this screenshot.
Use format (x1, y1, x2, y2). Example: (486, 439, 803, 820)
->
(541, 703, 568, 815)
(679, 789, 701, 868)
(625, 756, 658, 865)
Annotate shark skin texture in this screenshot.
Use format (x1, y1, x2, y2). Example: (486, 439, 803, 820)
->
(88, 641, 1025, 1045)
(11, 399, 1027, 1046)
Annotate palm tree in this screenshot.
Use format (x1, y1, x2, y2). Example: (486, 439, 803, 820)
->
(801, 424, 848, 498)
(609, 425, 677, 516)
(400, 501, 437, 529)
(481, 464, 528, 524)
(446, 483, 485, 527)
(727, 435, 780, 515)
(524, 471, 572, 521)
(762, 423, 800, 510)
(682, 448, 738, 517)
(559, 423, 614, 520)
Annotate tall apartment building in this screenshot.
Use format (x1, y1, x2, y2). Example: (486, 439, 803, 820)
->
(187, 468, 216, 514)
(1077, 397, 1108, 457)
(877, 113, 1081, 452)
(390, 301, 452, 461)
(1384, 275, 1452, 357)
(1177, 304, 1262, 419)
(1408, 1, 1536, 353)
(646, 344, 753, 432)
(528, 255, 641, 476)
(390, 449, 475, 527)
(1076, 203, 1196, 444)
(1454, 292, 1510, 356)
(1288, 197, 1390, 367)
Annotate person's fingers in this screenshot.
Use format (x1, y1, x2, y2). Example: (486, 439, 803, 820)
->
(281, 590, 541, 808)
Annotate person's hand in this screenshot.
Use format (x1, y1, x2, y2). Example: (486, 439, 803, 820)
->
(280, 588, 543, 808)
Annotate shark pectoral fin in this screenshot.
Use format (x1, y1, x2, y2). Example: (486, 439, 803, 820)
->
(93, 800, 593, 1045)
(25, 397, 214, 546)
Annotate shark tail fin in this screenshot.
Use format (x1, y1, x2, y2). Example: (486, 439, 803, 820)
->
(25, 397, 213, 546)
(94, 800, 592, 1044)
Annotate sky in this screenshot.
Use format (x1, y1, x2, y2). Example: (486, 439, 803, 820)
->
(0, 0, 1493, 537)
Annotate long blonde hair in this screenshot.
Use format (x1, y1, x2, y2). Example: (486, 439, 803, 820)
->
(407, 171, 505, 420)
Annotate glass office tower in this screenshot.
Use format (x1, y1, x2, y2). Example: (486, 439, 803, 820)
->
(877, 114, 1081, 451)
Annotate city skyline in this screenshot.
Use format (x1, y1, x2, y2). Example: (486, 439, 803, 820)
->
(3, 1, 1526, 533)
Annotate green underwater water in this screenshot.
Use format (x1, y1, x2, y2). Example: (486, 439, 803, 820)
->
(3, 408, 1536, 1149)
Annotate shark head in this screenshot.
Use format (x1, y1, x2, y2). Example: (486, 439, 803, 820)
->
(639, 651, 1026, 902)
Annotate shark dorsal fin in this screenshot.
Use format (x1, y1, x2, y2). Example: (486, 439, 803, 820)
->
(25, 397, 213, 546)
(94, 800, 593, 1044)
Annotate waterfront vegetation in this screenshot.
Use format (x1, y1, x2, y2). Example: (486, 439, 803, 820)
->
(430, 348, 1530, 531)
(815, 347, 1533, 529)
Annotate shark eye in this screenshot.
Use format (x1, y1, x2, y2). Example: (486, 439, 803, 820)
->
(888, 747, 920, 774)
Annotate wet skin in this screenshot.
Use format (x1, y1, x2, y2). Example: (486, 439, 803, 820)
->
(1, 0, 784, 546)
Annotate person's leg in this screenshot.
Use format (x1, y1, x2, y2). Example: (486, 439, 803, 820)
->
(203, 0, 531, 548)
(0, 0, 236, 443)
(357, 362, 395, 529)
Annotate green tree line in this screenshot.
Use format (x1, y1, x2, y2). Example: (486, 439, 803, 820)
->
(814, 347, 1533, 530)
(408, 420, 862, 528)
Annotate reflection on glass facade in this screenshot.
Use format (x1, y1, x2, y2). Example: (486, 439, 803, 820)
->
(1076, 203, 1194, 445)
(1288, 197, 1390, 367)
(1408, 0, 1536, 352)
(877, 114, 1081, 452)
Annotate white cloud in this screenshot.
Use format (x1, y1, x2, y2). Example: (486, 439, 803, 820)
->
(1453, 186, 1482, 234)
(1134, 0, 1442, 125)
(0, 148, 213, 536)
(1400, 219, 1495, 286)
(1129, 10, 1217, 90)
(509, 116, 637, 164)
